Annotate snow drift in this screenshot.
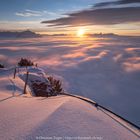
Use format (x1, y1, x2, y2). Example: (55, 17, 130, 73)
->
(0, 67, 139, 140)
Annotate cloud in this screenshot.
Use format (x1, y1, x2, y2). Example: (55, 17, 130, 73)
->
(15, 12, 40, 17)
(0, 54, 7, 60)
(94, 0, 140, 7)
(41, 7, 140, 27)
(15, 9, 42, 17)
(123, 61, 140, 72)
(43, 10, 58, 16)
(15, 9, 57, 17)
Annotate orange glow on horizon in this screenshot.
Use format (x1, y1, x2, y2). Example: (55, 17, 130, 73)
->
(76, 28, 86, 37)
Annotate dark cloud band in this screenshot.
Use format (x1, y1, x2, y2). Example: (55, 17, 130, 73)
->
(94, 0, 140, 7)
(41, 7, 140, 27)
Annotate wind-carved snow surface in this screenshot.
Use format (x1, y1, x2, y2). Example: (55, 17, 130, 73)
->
(0, 35, 140, 128)
(0, 67, 139, 139)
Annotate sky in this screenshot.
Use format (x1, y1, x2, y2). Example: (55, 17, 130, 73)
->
(0, 0, 140, 35)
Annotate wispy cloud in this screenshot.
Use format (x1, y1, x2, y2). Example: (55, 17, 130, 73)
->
(15, 9, 57, 17)
(15, 9, 42, 17)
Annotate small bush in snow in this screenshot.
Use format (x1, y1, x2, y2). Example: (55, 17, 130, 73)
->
(0, 64, 4, 68)
(18, 58, 34, 67)
(48, 76, 63, 95)
(31, 81, 48, 97)
(31, 77, 63, 97)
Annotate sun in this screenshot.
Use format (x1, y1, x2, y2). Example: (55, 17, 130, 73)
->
(77, 28, 86, 37)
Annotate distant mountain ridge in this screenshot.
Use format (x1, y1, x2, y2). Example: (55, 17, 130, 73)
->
(0, 30, 41, 38)
(88, 33, 140, 38)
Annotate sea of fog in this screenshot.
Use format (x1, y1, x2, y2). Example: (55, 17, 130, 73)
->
(0, 35, 140, 127)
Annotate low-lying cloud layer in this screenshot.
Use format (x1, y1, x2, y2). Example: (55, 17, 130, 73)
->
(0, 35, 140, 127)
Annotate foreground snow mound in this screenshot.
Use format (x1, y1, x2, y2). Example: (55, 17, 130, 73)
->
(0, 95, 138, 140)
(0, 67, 139, 140)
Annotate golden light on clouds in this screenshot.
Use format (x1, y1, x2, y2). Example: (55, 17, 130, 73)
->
(76, 28, 86, 37)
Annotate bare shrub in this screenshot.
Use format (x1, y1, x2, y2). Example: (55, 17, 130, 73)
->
(30, 77, 63, 97)
(48, 76, 63, 95)
(18, 58, 34, 67)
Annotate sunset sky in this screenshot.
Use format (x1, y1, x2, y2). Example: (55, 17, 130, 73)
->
(0, 0, 140, 35)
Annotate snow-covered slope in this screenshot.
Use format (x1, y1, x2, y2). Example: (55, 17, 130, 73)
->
(0, 67, 139, 140)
